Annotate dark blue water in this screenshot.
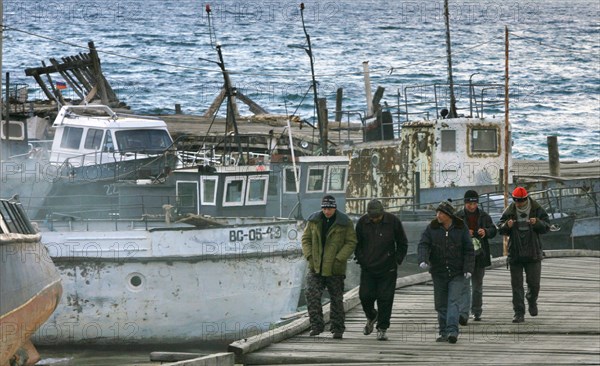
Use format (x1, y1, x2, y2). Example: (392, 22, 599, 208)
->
(3, 1, 599, 162)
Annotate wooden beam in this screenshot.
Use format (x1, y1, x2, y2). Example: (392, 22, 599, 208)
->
(236, 91, 268, 115)
(49, 58, 85, 100)
(203, 87, 226, 118)
(41, 60, 65, 105)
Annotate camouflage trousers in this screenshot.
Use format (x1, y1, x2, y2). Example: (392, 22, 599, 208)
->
(305, 272, 346, 333)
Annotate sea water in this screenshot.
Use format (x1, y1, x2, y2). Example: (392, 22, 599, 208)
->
(2, 0, 599, 162)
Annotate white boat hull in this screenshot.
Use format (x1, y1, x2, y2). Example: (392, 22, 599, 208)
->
(32, 220, 306, 345)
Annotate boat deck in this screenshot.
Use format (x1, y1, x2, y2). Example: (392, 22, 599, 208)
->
(230, 252, 600, 365)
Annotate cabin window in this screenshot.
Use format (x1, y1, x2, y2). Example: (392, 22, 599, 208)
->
(60, 126, 84, 150)
(114, 129, 172, 153)
(177, 181, 198, 215)
(200, 176, 218, 206)
(103, 131, 114, 152)
(1, 121, 25, 140)
(223, 176, 246, 207)
(84, 128, 104, 150)
(246, 175, 269, 205)
(328, 166, 347, 192)
(284, 167, 300, 193)
(471, 128, 498, 153)
(441, 130, 456, 152)
(306, 167, 325, 192)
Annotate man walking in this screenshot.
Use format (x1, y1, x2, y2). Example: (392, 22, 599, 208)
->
(354, 199, 408, 341)
(498, 187, 550, 323)
(301, 195, 357, 339)
(455, 190, 497, 323)
(418, 200, 474, 344)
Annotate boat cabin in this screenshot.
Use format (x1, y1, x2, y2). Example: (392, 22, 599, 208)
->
(344, 117, 511, 213)
(49, 105, 173, 168)
(114, 155, 350, 221)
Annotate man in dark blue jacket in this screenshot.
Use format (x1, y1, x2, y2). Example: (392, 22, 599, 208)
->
(498, 187, 550, 323)
(355, 199, 408, 341)
(418, 200, 474, 344)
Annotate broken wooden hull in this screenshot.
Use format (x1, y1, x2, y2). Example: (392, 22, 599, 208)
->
(0, 235, 62, 366)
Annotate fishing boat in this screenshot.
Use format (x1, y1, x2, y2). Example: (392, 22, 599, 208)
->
(0, 199, 62, 365)
(1, 102, 352, 345)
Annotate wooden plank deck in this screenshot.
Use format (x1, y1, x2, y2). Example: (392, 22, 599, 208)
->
(231, 252, 600, 365)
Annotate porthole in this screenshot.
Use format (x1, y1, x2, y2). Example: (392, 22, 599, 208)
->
(126, 272, 145, 292)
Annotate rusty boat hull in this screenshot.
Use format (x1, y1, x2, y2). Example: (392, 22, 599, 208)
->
(0, 233, 62, 366)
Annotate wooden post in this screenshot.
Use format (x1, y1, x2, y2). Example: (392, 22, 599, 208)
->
(335, 88, 343, 122)
(175, 104, 182, 114)
(503, 25, 510, 257)
(88, 41, 109, 105)
(317, 98, 328, 153)
(4, 72, 9, 126)
(547, 136, 560, 177)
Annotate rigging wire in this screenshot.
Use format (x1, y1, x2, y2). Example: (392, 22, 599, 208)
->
(508, 32, 598, 55)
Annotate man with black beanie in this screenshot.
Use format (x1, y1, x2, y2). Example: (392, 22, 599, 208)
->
(455, 190, 497, 323)
(302, 195, 357, 339)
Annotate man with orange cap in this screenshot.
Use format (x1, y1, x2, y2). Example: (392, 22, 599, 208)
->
(498, 187, 550, 323)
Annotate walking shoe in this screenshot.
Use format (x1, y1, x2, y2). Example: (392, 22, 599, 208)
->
(459, 315, 468, 326)
(332, 332, 343, 339)
(436, 335, 448, 342)
(363, 311, 378, 335)
(376, 330, 388, 341)
(529, 303, 538, 317)
(448, 335, 458, 344)
(512, 315, 525, 323)
(309, 329, 322, 336)
(474, 315, 482, 321)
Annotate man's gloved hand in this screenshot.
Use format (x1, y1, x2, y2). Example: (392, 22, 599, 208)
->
(419, 262, 429, 270)
(464, 272, 472, 279)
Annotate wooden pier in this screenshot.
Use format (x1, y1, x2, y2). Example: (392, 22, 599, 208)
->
(229, 251, 600, 365)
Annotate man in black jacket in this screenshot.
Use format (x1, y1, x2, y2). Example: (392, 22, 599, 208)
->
(455, 190, 497, 323)
(418, 200, 474, 344)
(498, 187, 550, 323)
(354, 199, 408, 341)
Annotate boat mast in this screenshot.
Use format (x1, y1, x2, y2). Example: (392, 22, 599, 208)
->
(443, 0, 458, 118)
(503, 26, 510, 256)
(204, 4, 245, 165)
(300, 3, 326, 154)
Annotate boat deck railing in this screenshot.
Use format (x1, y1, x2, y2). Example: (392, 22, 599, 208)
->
(350, 185, 600, 221)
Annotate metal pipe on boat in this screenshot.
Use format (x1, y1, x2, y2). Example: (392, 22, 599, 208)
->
(363, 61, 373, 116)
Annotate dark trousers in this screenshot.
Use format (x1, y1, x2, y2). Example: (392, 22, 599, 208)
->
(359, 268, 397, 330)
(432, 274, 465, 337)
(471, 265, 486, 317)
(510, 260, 542, 316)
(305, 272, 346, 333)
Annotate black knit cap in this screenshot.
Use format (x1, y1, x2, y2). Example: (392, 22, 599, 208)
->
(367, 199, 384, 218)
(436, 200, 455, 217)
(321, 195, 337, 209)
(464, 190, 479, 203)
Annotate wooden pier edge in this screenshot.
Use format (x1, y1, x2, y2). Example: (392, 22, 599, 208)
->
(227, 249, 599, 360)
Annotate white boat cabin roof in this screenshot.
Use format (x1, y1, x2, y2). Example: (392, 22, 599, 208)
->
(52, 105, 168, 130)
